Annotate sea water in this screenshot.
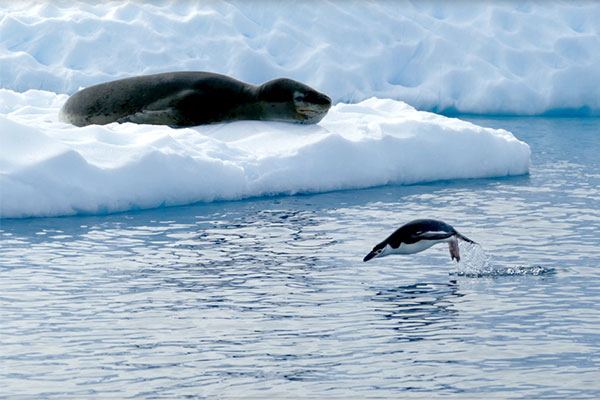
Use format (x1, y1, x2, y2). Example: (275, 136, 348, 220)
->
(1, 117, 599, 398)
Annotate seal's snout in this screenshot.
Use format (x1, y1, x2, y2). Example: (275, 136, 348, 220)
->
(295, 94, 331, 123)
(303, 92, 331, 111)
(312, 92, 332, 108)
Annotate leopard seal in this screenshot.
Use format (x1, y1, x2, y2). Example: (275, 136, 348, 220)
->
(59, 71, 332, 127)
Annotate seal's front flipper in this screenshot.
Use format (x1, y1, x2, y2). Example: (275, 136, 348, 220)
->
(117, 108, 184, 126)
(117, 90, 202, 126)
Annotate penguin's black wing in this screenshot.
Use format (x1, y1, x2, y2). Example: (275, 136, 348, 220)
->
(407, 231, 455, 243)
(384, 220, 456, 248)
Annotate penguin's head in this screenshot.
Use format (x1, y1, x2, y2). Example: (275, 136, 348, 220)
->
(363, 242, 392, 262)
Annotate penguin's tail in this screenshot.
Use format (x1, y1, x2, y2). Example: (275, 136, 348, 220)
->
(455, 232, 476, 244)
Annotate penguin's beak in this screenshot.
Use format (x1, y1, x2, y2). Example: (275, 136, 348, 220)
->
(363, 250, 378, 262)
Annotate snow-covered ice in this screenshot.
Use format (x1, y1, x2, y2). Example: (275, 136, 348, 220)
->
(1, 91, 530, 218)
(10, 0, 599, 218)
(2, 0, 598, 115)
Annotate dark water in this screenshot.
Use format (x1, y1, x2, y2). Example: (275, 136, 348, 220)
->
(1, 117, 599, 398)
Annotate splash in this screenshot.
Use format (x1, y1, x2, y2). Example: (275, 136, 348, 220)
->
(453, 242, 554, 277)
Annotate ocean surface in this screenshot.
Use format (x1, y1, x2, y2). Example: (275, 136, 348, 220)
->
(1, 116, 599, 398)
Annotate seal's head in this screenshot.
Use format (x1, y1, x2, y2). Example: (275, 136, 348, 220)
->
(258, 78, 331, 124)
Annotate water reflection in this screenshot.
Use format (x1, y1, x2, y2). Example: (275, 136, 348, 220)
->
(372, 281, 464, 342)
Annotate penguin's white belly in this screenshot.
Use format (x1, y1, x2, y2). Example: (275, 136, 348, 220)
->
(390, 239, 447, 255)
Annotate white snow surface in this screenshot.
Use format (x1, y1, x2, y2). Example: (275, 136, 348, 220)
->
(0, 90, 530, 218)
(2, 0, 599, 115)
(0, 1, 544, 218)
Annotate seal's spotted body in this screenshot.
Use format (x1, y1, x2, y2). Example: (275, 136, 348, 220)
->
(59, 72, 331, 127)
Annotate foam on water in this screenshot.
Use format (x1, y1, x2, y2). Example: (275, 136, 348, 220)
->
(454, 242, 555, 277)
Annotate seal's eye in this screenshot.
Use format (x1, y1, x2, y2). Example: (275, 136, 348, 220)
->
(293, 91, 306, 103)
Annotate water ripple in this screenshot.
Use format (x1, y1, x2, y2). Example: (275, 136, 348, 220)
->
(1, 117, 600, 397)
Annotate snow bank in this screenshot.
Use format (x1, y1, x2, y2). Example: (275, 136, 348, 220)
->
(1, 1, 539, 218)
(0, 90, 529, 218)
(1, 1, 599, 115)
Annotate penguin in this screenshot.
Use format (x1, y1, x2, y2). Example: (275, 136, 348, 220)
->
(363, 219, 476, 262)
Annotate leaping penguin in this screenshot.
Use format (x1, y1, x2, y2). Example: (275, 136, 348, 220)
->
(363, 219, 476, 263)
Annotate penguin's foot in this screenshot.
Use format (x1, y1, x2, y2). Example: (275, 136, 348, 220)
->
(449, 238, 460, 262)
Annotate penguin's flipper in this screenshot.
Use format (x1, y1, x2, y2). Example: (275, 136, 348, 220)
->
(412, 232, 454, 241)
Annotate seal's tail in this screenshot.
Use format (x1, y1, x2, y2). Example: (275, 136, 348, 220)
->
(455, 232, 476, 244)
